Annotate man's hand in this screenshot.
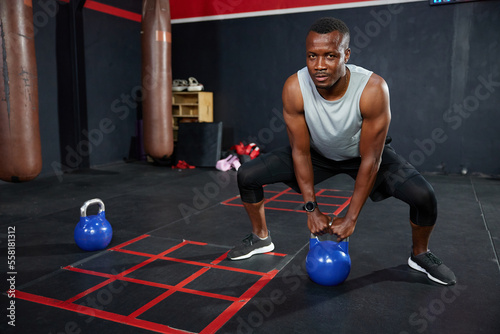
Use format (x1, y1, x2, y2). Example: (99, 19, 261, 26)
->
(328, 216, 356, 241)
(307, 210, 333, 235)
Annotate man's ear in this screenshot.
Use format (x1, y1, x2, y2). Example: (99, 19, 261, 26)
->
(344, 48, 351, 63)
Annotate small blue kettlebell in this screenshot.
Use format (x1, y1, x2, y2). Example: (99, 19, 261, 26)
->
(306, 233, 351, 286)
(74, 198, 113, 251)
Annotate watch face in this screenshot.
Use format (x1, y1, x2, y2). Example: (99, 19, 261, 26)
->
(305, 201, 316, 211)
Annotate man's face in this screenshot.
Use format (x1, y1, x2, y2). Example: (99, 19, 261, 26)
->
(306, 31, 350, 90)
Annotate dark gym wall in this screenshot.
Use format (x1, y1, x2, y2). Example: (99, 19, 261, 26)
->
(82, 6, 141, 167)
(33, 0, 142, 179)
(171, 0, 500, 175)
(32, 0, 499, 178)
(33, 0, 59, 177)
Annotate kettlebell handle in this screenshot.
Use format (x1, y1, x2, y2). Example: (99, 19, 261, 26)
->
(310, 233, 349, 242)
(80, 198, 105, 217)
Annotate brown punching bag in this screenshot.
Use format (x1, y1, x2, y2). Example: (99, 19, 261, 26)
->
(0, 0, 42, 183)
(141, 0, 174, 160)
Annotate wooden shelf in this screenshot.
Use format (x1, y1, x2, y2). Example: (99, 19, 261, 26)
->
(172, 92, 213, 141)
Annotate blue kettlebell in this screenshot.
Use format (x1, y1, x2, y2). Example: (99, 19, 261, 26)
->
(306, 233, 351, 286)
(74, 198, 113, 251)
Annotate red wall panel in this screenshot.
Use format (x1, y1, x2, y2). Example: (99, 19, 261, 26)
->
(170, 0, 372, 20)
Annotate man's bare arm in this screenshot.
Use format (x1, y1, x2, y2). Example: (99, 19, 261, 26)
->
(330, 73, 391, 239)
(282, 74, 332, 234)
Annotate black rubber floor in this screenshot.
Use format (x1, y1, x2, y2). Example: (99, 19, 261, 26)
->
(1, 161, 499, 333)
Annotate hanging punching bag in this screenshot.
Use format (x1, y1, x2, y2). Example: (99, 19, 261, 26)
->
(141, 0, 174, 160)
(0, 0, 42, 183)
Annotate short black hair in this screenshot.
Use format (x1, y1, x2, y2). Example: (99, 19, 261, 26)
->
(309, 17, 350, 44)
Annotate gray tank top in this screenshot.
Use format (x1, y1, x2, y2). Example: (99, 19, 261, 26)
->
(297, 64, 373, 161)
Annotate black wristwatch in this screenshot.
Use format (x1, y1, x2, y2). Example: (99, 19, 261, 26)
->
(303, 201, 318, 212)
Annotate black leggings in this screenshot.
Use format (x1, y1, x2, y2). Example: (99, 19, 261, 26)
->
(237, 145, 437, 226)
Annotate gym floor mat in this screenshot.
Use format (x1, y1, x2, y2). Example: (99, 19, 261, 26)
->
(1, 163, 498, 333)
(14, 235, 288, 333)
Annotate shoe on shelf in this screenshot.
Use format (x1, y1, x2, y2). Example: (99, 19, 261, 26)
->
(408, 251, 456, 286)
(187, 77, 204, 91)
(227, 232, 274, 260)
(173, 79, 188, 91)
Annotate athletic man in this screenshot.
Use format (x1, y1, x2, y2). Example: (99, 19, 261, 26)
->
(227, 17, 456, 286)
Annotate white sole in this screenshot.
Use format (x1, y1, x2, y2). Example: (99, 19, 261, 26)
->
(228, 243, 275, 261)
(408, 257, 449, 285)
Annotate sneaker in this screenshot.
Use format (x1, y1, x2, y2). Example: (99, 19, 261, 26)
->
(231, 157, 241, 171)
(187, 77, 204, 91)
(173, 79, 188, 91)
(216, 154, 239, 172)
(408, 251, 456, 286)
(227, 233, 275, 260)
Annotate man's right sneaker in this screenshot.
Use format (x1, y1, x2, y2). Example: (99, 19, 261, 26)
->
(408, 251, 457, 286)
(227, 233, 275, 260)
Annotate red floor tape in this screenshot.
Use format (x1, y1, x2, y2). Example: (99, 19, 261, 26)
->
(14, 188, 350, 333)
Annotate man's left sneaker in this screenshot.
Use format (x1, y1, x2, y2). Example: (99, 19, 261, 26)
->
(408, 251, 456, 286)
(227, 233, 274, 260)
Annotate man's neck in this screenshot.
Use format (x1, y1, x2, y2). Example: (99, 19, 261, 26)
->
(317, 66, 350, 101)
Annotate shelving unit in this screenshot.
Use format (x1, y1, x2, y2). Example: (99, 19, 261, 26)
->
(172, 92, 213, 141)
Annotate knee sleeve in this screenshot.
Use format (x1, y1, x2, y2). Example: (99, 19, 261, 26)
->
(394, 175, 437, 226)
(237, 161, 265, 203)
(237, 147, 296, 204)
